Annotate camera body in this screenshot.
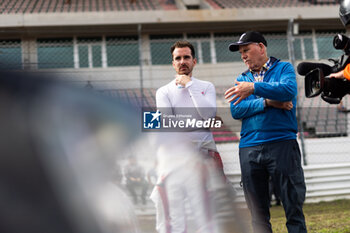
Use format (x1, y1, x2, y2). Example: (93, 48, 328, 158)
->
(304, 67, 350, 104)
(302, 34, 350, 104)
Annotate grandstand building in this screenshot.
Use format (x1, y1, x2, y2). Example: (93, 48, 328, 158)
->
(0, 0, 342, 86)
(0, 0, 346, 138)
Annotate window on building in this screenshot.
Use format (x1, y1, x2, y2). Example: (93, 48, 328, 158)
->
(150, 34, 182, 65)
(77, 37, 103, 68)
(293, 38, 303, 60)
(214, 33, 241, 63)
(265, 34, 289, 61)
(316, 32, 344, 60)
(106, 36, 139, 67)
(293, 33, 316, 61)
(187, 33, 211, 64)
(0, 40, 22, 70)
(37, 38, 74, 69)
(304, 38, 315, 60)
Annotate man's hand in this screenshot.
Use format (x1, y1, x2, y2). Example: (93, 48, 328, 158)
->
(266, 99, 293, 110)
(329, 70, 345, 79)
(224, 81, 254, 105)
(175, 74, 191, 87)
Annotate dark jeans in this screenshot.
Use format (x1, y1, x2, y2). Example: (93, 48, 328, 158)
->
(269, 177, 281, 206)
(239, 139, 307, 233)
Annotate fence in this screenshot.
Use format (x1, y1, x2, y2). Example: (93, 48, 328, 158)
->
(0, 27, 350, 167)
(1, 30, 345, 71)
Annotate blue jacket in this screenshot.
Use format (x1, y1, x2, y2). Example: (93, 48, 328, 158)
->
(230, 57, 298, 148)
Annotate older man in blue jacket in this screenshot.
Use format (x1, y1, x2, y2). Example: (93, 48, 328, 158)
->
(225, 31, 307, 233)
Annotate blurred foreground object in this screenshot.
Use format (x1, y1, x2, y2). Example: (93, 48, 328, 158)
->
(150, 134, 248, 233)
(0, 71, 140, 233)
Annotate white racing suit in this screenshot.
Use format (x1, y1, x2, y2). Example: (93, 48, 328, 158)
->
(150, 140, 245, 233)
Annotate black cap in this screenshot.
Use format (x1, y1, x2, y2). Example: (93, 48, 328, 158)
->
(228, 31, 267, 52)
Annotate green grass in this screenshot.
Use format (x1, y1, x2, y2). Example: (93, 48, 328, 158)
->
(270, 199, 350, 233)
(137, 199, 350, 233)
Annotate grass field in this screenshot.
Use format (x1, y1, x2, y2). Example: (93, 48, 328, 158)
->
(271, 199, 350, 233)
(138, 199, 350, 233)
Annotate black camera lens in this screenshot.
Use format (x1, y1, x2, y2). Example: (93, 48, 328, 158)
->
(333, 34, 350, 50)
(312, 80, 320, 90)
(305, 68, 324, 98)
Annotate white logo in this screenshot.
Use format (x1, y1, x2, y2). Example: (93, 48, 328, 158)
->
(143, 110, 223, 131)
(143, 110, 161, 129)
(238, 33, 246, 42)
